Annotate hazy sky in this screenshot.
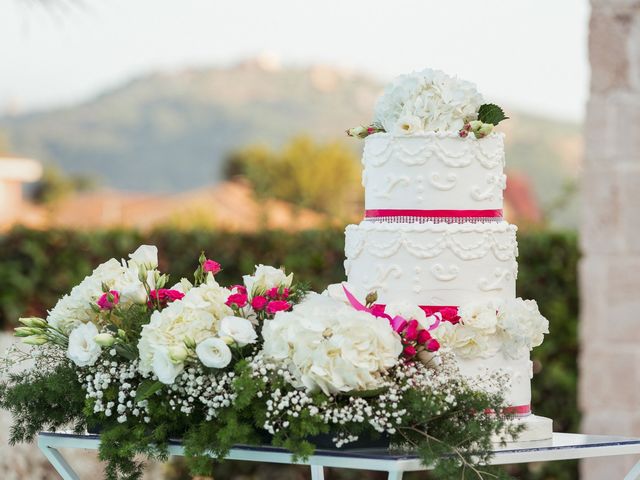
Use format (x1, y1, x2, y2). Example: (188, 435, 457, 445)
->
(2, 0, 589, 121)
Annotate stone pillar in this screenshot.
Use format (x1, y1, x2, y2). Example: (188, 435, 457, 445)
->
(580, 0, 640, 477)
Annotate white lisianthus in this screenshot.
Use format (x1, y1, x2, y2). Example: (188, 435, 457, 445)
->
(243, 265, 293, 295)
(218, 316, 258, 347)
(196, 337, 232, 369)
(67, 322, 102, 367)
(127, 245, 158, 271)
(152, 348, 184, 384)
(497, 298, 549, 359)
(373, 68, 484, 134)
(394, 115, 423, 135)
(262, 293, 402, 395)
(170, 277, 193, 294)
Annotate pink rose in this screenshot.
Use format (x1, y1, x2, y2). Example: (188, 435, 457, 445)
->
(266, 287, 290, 299)
(97, 290, 120, 310)
(426, 338, 440, 352)
(266, 300, 291, 314)
(226, 293, 248, 308)
(251, 295, 268, 311)
(403, 345, 417, 357)
(203, 259, 221, 275)
(404, 320, 419, 341)
(149, 289, 185, 308)
(231, 284, 247, 295)
(417, 329, 432, 345)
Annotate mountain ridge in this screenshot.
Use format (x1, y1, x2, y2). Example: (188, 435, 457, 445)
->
(0, 61, 581, 225)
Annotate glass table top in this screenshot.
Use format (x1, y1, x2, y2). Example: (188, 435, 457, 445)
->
(39, 432, 640, 461)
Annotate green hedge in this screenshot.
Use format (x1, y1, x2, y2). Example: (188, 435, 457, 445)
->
(0, 227, 579, 479)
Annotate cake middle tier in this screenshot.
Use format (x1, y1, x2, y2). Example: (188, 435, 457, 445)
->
(344, 221, 518, 306)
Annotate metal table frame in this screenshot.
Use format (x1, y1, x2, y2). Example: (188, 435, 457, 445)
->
(38, 431, 640, 480)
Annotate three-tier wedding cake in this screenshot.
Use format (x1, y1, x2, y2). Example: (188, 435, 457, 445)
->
(344, 69, 553, 441)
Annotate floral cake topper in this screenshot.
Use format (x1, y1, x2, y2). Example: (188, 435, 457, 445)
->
(347, 68, 508, 139)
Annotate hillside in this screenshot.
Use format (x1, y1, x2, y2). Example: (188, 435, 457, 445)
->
(0, 60, 582, 225)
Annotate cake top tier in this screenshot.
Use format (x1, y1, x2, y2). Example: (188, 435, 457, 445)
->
(347, 68, 509, 223)
(362, 132, 506, 221)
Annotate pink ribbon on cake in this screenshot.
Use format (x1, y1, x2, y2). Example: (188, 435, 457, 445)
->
(342, 286, 442, 331)
(365, 209, 503, 219)
(485, 404, 531, 417)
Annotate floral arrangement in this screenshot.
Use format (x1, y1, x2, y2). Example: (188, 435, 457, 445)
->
(430, 299, 549, 360)
(0, 246, 521, 480)
(347, 68, 508, 139)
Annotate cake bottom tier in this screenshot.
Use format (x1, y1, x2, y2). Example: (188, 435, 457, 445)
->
(456, 352, 532, 409)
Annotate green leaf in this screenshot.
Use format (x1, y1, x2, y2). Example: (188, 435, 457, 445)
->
(135, 379, 163, 403)
(477, 103, 509, 126)
(114, 343, 136, 361)
(345, 386, 388, 398)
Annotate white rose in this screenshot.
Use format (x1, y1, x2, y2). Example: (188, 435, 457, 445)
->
(196, 337, 232, 369)
(431, 321, 499, 360)
(152, 348, 184, 384)
(67, 322, 102, 367)
(218, 316, 258, 347)
(128, 245, 158, 270)
(243, 265, 293, 295)
(458, 302, 498, 335)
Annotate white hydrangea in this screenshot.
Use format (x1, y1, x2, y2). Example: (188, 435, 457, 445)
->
(137, 276, 233, 383)
(373, 68, 484, 134)
(180, 275, 233, 320)
(497, 298, 549, 359)
(261, 293, 403, 395)
(47, 245, 160, 334)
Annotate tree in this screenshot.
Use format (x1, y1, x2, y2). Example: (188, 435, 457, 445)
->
(225, 136, 362, 218)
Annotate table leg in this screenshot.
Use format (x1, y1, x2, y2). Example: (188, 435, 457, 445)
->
(387, 471, 403, 480)
(624, 460, 640, 480)
(310, 464, 325, 480)
(38, 443, 81, 480)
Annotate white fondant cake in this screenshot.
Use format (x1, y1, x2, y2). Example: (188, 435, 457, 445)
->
(363, 133, 506, 215)
(345, 86, 552, 441)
